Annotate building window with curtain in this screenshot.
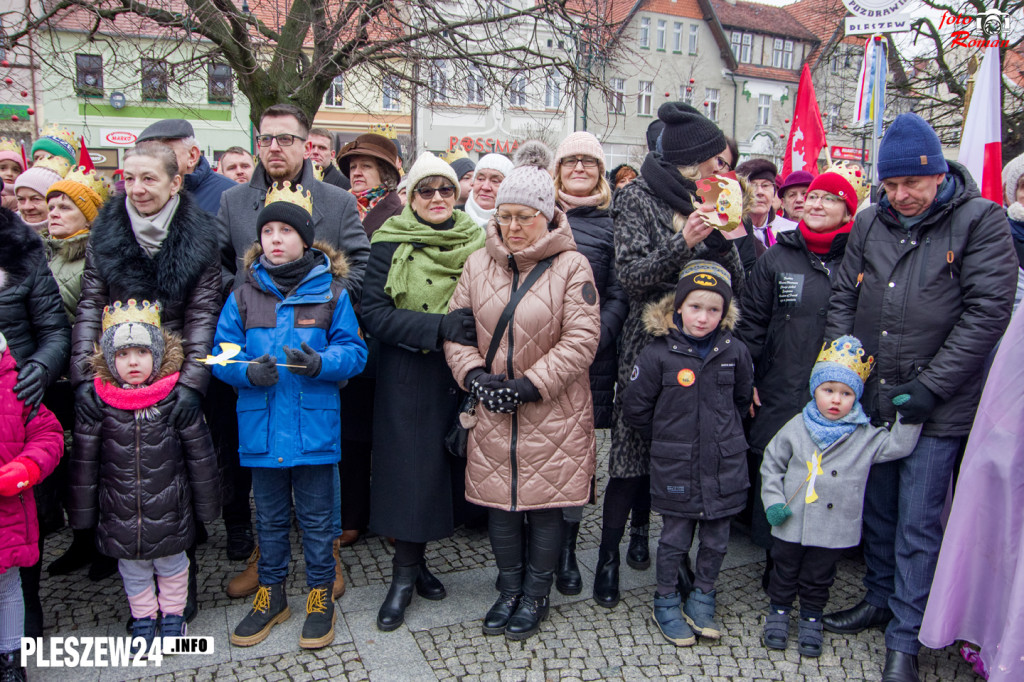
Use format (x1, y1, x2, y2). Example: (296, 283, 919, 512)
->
(638, 80, 652, 116)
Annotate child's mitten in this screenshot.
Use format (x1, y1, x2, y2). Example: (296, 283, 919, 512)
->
(0, 458, 41, 496)
(246, 354, 279, 387)
(765, 503, 793, 527)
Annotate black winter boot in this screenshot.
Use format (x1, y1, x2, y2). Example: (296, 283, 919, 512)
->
(483, 566, 522, 635)
(415, 561, 446, 601)
(0, 650, 26, 682)
(231, 583, 290, 647)
(505, 595, 549, 641)
(376, 563, 419, 632)
(555, 521, 581, 596)
(626, 523, 650, 570)
(592, 547, 620, 609)
(299, 584, 335, 649)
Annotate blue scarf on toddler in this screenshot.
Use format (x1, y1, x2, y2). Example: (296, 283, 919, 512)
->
(801, 399, 869, 451)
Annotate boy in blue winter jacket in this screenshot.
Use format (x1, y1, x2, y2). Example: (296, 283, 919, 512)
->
(213, 183, 367, 651)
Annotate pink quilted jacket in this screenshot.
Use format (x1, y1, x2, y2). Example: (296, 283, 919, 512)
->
(0, 346, 63, 572)
(445, 209, 600, 511)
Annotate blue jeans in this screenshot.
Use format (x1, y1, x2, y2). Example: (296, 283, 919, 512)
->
(252, 464, 336, 588)
(861, 435, 961, 654)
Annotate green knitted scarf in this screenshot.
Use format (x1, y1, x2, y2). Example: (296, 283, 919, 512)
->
(370, 205, 485, 313)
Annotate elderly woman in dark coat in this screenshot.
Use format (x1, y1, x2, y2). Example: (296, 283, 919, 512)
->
(0, 192, 70, 637)
(361, 152, 485, 632)
(70, 141, 222, 623)
(596, 102, 745, 609)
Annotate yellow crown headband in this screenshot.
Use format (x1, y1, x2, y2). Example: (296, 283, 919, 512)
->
(815, 336, 875, 383)
(264, 181, 313, 214)
(0, 137, 20, 154)
(33, 155, 72, 178)
(368, 123, 397, 139)
(102, 299, 162, 333)
(39, 123, 80, 154)
(826, 161, 869, 203)
(60, 166, 111, 203)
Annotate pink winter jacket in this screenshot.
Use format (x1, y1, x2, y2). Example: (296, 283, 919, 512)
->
(0, 345, 63, 572)
(445, 209, 600, 511)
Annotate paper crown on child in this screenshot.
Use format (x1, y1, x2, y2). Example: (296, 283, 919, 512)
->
(258, 182, 315, 247)
(33, 124, 80, 165)
(100, 300, 165, 384)
(810, 335, 874, 399)
(0, 138, 19, 154)
(32, 155, 72, 178)
(825, 161, 869, 203)
(264, 181, 313, 214)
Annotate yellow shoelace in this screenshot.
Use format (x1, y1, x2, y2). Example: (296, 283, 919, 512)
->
(251, 586, 271, 613)
(306, 588, 328, 615)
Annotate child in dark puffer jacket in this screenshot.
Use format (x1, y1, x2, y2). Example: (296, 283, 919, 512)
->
(70, 300, 220, 651)
(0, 330, 64, 679)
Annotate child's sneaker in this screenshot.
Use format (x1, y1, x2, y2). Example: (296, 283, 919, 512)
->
(797, 615, 824, 657)
(651, 592, 696, 646)
(160, 613, 186, 638)
(763, 606, 791, 650)
(683, 587, 721, 639)
(130, 616, 158, 655)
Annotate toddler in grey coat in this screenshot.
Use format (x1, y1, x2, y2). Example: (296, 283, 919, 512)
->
(759, 335, 921, 658)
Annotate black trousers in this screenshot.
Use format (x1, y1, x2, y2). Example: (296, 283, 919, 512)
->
(489, 508, 562, 598)
(204, 378, 251, 528)
(766, 538, 843, 615)
(656, 515, 730, 595)
(599, 475, 651, 550)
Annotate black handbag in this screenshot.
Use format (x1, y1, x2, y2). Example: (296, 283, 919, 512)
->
(445, 257, 554, 458)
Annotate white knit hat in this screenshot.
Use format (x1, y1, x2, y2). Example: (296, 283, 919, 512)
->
(475, 153, 514, 180)
(554, 132, 606, 175)
(494, 141, 556, 221)
(1003, 152, 1024, 206)
(405, 151, 461, 201)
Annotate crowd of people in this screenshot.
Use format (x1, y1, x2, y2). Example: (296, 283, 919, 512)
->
(0, 99, 1020, 682)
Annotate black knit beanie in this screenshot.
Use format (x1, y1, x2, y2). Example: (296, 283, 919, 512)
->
(646, 120, 665, 153)
(656, 102, 726, 167)
(256, 202, 315, 248)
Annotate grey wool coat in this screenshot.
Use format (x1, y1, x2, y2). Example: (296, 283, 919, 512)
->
(609, 175, 745, 479)
(760, 415, 922, 549)
(216, 159, 371, 301)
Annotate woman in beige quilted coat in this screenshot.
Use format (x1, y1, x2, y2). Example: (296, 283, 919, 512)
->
(445, 142, 600, 642)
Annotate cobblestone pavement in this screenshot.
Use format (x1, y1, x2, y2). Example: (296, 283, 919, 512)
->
(31, 432, 977, 681)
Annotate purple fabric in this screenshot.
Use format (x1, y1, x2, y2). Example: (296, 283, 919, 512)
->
(919, 308, 1024, 681)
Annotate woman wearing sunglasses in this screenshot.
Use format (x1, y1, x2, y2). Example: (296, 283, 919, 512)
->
(735, 164, 866, 586)
(360, 152, 485, 632)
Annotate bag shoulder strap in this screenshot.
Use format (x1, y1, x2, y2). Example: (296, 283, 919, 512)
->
(484, 256, 555, 371)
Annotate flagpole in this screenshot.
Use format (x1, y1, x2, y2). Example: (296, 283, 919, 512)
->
(869, 35, 882, 200)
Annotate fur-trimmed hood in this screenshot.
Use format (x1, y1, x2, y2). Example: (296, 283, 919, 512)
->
(42, 229, 89, 264)
(0, 206, 45, 289)
(87, 191, 219, 304)
(242, 239, 351, 280)
(90, 328, 185, 385)
(643, 291, 739, 337)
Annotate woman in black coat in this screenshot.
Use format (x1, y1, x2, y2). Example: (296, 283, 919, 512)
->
(734, 166, 860, 582)
(361, 153, 484, 633)
(0, 203, 71, 637)
(551, 132, 629, 596)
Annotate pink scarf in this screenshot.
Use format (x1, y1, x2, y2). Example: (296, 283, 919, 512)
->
(94, 372, 179, 411)
(557, 189, 603, 211)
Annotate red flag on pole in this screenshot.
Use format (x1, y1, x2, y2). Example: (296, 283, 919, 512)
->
(19, 141, 28, 170)
(782, 64, 827, 177)
(958, 46, 1002, 204)
(78, 136, 94, 171)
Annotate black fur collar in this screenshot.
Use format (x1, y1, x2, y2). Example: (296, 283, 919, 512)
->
(0, 207, 44, 287)
(88, 192, 219, 303)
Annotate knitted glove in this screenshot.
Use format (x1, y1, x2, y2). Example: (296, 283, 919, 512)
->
(482, 377, 541, 413)
(74, 382, 104, 424)
(439, 308, 477, 346)
(499, 377, 541, 404)
(283, 342, 322, 378)
(889, 379, 938, 424)
(169, 385, 204, 429)
(13, 361, 47, 420)
(246, 354, 279, 387)
(0, 458, 41, 496)
(464, 368, 505, 394)
(765, 503, 793, 527)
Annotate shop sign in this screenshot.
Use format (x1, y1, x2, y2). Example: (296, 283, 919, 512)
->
(448, 136, 520, 154)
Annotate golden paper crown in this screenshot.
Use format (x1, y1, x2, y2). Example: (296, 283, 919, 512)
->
(101, 299, 162, 333)
(826, 161, 869, 203)
(368, 123, 397, 139)
(63, 166, 111, 202)
(33, 155, 72, 178)
(311, 163, 325, 182)
(0, 138, 20, 154)
(441, 148, 469, 164)
(39, 123, 80, 156)
(815, 336, 874, 383)
(264, 181, 313, 214)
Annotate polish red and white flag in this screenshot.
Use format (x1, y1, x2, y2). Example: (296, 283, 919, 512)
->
(782, 64, 827, 177)
(958, 45, 1002, 204)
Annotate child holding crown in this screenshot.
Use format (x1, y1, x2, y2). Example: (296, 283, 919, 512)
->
(759, 335, 922, 658)
(212, 182, 366, 651)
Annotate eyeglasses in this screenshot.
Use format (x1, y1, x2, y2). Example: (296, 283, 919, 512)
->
(414, 185, 456, 199)
(711, 155, 731, 172)
(560, 156, 599, 169)
(750, 180, 776, 193)
(495, 209, 542, 226)
(805, 192, 843, 206)
(255, 134, 306, 148)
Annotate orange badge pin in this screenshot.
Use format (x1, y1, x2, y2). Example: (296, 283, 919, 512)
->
(677, 368, 696, 387)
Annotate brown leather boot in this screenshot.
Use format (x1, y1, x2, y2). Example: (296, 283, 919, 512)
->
(227, 546, 260, 599)
(332, 537, 346, 600)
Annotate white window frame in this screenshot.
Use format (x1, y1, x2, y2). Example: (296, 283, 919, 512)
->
(656, 20, 666, 50)
(679, 84, 694, 105)
(689, 24, 699, 54)
(704, 88, 719, 122)
(324, 75, 344, 107)
(382, 76, 401, 111)
(741, 33, 752, 63)
(757, 94, 771, 126)
(639, 17, 650, 48)
(638, 80, 653, 116)
(429, 61, 447, 103)
(509, 72, 528, 107)
(545, 71, 562, 109)
(609, 77, 625, 114)
(673, 22, 683, 52)
(783, 40, 794, 69)
(773, 38, 785, 68)
(467, 65, 486, 104)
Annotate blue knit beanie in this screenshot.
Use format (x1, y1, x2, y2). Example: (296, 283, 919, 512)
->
(809, 335, 873, 400)
(877, 113, 948, 180)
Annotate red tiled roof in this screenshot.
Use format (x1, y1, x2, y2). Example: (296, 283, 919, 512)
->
(734, 62, 801, 83)
(708, 0, 818, 41)
(642, 0, 704, 20)
(785, 0, 860, 66)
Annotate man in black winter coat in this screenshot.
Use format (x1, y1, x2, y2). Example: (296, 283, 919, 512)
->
(821, 113, 1017, 682)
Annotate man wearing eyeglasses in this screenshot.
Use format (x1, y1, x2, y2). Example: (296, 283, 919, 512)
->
(733, 159, 797, 275)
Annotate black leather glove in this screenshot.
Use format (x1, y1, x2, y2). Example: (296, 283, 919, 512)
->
(246, 354, 279, 387)
(890, 379, 939, 424)
(170, 384, 203, 429)
(74, 381, 104, 424)
(701, 228, 729, 254)
(283, 342, 322, 378)
(439, 308, 477, 346)
(13, 361, 47, 421)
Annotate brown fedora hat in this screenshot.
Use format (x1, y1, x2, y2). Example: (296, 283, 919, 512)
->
(337, 134, 399, 177)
